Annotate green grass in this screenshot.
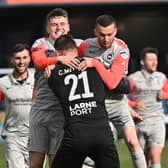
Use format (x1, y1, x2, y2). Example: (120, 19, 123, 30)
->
(0, 141, 5, 168)
(116, 139, 168, 168)
(0, 140, 168, 168)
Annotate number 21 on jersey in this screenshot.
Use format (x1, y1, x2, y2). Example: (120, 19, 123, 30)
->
(64, 71, 94, 101)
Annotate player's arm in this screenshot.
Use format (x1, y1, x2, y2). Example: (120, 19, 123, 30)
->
(31, 43, 57, 70)
(128, 105, 143, 124)
(128, 77, 145, 110)
(78, 40, 87, 57)
(0, 87, 5, 138)
(0, 87, 4, 102)
(157, 79, 168, 100)
(127, 81, 143, 123)
(32, 43, 80, 70)
(114, 76, 130, 94)
(79, 41, 130, 90)
(79, 40, 130, 91)
(127, 77, 136, 107)
(84, 53, 129, 91)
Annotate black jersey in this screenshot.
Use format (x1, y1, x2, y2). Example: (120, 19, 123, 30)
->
(48, 60, 109, 127)
(49, 60, 120, 168)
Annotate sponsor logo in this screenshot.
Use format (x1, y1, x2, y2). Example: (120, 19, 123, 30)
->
(69, 101, 97, 117)
(120, 49, 129, 59)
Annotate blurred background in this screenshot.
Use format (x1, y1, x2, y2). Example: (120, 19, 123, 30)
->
(0, 0, 168, 75)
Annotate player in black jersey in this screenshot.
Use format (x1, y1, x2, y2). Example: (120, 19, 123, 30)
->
(48, 34, 120, 168)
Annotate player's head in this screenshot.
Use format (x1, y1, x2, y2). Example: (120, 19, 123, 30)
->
(54, 34, 78, 57)
(46, 8, 70, 40)
(94, 14, 117, 49)
(10, 43, 31, 76)
(140, 46, 158, 73)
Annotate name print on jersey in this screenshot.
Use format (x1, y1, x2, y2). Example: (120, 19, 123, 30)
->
(58, 67, 73, 76)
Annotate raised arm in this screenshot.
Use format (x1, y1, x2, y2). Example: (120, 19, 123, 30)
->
(32, 42, 80, 70)
(31, 43, 57, 70)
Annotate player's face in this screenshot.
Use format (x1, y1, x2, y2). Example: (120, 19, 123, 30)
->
(94, 23, 117, 49)
(47, 16, 70, 40)
(11, 49, 31, 75)
(141, 53, 158, 73)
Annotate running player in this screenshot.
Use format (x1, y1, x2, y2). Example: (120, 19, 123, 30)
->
(128, 47, 168, 168)
(78, 14, 147, 168)
(0, 43, 34, 168)
(48, 34, 120, 168)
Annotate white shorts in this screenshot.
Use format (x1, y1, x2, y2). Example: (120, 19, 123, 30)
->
(29, 114, 64, 155)
(4, 133, 29, 168)
(136, 118, 165, 149)
(105, 96, 135, 135)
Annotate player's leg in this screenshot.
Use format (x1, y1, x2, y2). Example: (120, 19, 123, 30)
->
(147, 120, 165, 168)
(48, 155, 54, 168)
(48, 123, 64, 167)
(106, 98, 147, 168)
(29, 118, 49, 168)
(123, 126, 147, 168)
(52, 125, 89, 168)
(29, 151, 45, 168)
(93, 127, 120, 168)
(149, 146, 163, 168)
(51, 143, 84, 168)
(121, 109, 147, 168)
(5, 135, 29, 168)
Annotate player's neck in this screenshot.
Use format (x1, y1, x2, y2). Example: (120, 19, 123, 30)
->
(13, 70, 28, 81)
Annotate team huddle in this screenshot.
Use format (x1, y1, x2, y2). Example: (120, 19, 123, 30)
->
(0, 7, 168, 168)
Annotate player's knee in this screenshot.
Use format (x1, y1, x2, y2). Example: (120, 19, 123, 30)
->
(150, 152, 161, 163)
(30, 160, 44, 168)
(150, 146, 163, 164)
(126, 138, 140, 152)
(123, 128, 140, 151)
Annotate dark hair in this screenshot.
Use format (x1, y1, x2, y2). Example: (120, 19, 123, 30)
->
(54, 34, 77, 51)
(140, 46, 158, 61)
(11, 43, 30, 57)
(95, 14, 117, 27)
(46, 8, 68, 22)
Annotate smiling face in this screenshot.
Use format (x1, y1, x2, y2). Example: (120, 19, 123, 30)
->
(141, 52, 158, 74)
(11, 49, 30, 77)
(94, 23, 117, 49)
(46, 16, 70, 40)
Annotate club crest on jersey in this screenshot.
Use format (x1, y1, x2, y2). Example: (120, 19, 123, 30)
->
(104, 53, 114, 61)
(120, 49, 129, 59)
(45, 49, 55, 57)
(99, 53, 114, 69)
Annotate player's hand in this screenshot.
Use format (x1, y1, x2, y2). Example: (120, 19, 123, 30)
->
(44, 65, 55, 78)
(57, 55, 80, 70)
(135, 101, 145, 111)
(78, 57, 93, 71)
(129, 107, 143, 124)
(0, 129, 6, 139)
(157, 90, 166, 100)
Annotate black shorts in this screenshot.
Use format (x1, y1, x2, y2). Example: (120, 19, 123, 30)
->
(52, 124, 120, 168)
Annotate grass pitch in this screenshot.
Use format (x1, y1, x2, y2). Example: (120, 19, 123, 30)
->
(0, 139, 168, 168)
